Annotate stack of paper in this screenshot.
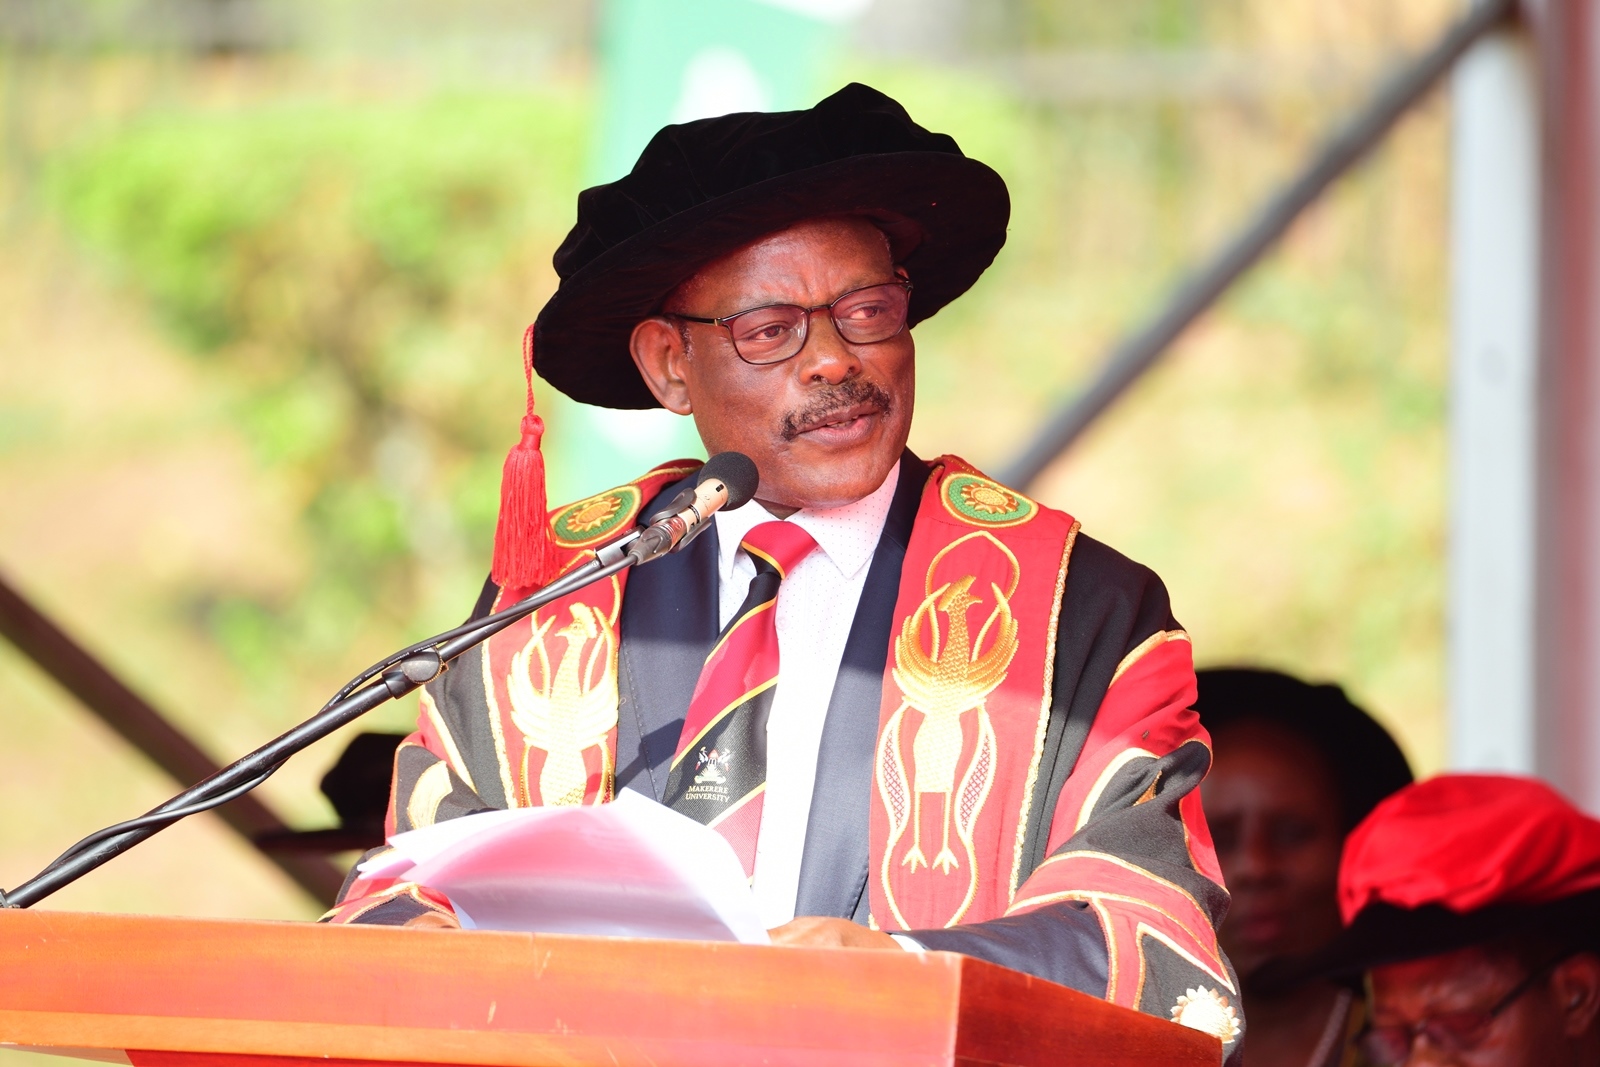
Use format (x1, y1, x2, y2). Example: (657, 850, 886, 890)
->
(357, 789, 769, 944)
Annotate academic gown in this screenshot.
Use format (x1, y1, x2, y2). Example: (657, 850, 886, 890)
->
(333, 452, 1245, 1061)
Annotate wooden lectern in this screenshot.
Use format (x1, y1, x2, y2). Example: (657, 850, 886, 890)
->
(0, 908, 1219, 1066)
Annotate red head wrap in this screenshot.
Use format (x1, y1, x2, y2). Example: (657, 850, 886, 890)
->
(1339, 774, 1600, 925)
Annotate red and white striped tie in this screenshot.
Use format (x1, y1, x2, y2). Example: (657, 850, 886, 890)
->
(662, 521, 818, 877)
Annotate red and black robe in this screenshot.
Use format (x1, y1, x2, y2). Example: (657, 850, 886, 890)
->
(329, 453, 1243, 1060)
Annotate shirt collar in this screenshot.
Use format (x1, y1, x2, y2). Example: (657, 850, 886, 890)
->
(714, 460, 901, 583)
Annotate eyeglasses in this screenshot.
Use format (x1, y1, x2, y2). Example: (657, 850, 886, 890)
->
(1357, 954, 1571, 1065)
(669, 279, 913, 366)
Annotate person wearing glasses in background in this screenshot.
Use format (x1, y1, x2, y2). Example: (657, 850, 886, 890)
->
(327, 84, 1243, 1059)
(1196, 668, 1414, 1067)
(1303, 775, 1600, 1067)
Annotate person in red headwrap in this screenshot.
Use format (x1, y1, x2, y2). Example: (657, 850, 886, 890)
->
(1306, 774, 1600, 1066)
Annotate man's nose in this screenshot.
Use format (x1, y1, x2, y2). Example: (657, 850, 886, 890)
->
(794, 311, 862, 385)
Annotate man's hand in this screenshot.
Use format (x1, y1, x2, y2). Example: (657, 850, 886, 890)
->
(767, 916, 900, 949)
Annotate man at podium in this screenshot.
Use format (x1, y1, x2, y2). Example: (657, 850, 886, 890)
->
(328, 83, 1242, 1058)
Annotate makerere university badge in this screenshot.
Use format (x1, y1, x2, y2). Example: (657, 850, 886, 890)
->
(551, 486, 642, 549)
(940, 473, 1037, 528)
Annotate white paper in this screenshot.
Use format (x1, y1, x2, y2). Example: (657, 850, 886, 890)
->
(360, 790, 769, 944)
(357, 806, 530, 879)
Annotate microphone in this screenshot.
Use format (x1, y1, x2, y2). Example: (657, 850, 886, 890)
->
(626, 451, 759, 566)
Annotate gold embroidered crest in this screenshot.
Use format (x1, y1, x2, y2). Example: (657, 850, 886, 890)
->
(941, 473, 1037, 528)
(963, 483, 1013, 514)
(551, 485, 642, 548)
(877, 565, 1019, 927)
(895, 576, 1016, 873)
(569, 496, 622, 532)
(507, 602, 619, 805)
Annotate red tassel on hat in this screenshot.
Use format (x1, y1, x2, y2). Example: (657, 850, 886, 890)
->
(490, 324, 558, 590)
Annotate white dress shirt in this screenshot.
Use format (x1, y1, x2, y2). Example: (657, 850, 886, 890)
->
(711, 462, 900, 928)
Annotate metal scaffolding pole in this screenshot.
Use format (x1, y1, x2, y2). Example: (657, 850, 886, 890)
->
(998, 0, 1517, 490)
(1530, 0, 1600, 810)
(0, 571, 346, 906)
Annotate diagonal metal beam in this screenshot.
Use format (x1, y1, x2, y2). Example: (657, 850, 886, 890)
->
(0, 569, 345, 906)
(999, 0, 1519, 490)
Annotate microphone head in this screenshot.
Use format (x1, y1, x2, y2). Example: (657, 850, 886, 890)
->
(699, 451, 759, 511)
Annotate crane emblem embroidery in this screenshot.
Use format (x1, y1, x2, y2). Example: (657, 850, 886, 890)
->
(508, 602, 619, 806)
(877, 572, 1018, 926)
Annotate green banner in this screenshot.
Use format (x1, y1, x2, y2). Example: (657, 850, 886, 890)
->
(545, 0, 862, 503)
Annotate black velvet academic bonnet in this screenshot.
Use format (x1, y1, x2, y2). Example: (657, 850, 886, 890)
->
(531, 82, 1011, 409)
(1193, 667, 1415, 832)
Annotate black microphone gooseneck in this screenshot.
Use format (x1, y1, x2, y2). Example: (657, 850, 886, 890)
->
(0, 452, 759, 909)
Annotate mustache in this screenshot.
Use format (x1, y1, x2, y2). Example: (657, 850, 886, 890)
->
(779, 379, 894, 441)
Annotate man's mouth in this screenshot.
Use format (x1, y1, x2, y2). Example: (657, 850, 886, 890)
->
(791, 402, 881, 438)
(780, 381, 895, 442)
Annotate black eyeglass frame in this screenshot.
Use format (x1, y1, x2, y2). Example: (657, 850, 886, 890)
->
(667, 278, 914, 366)
(1356, 951, 1575, 1064)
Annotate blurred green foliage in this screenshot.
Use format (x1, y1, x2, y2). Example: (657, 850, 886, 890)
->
(985, 0, 1211, 48)
(47, 92, 587, 679)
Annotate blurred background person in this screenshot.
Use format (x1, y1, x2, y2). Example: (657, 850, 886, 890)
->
(1197, 667, 1413, 1067)
(1311, 774, 1600, 1067)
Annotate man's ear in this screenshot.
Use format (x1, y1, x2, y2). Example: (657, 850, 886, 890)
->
(1551, 953, 1600, 1037)
(630, 317, 693, 415)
